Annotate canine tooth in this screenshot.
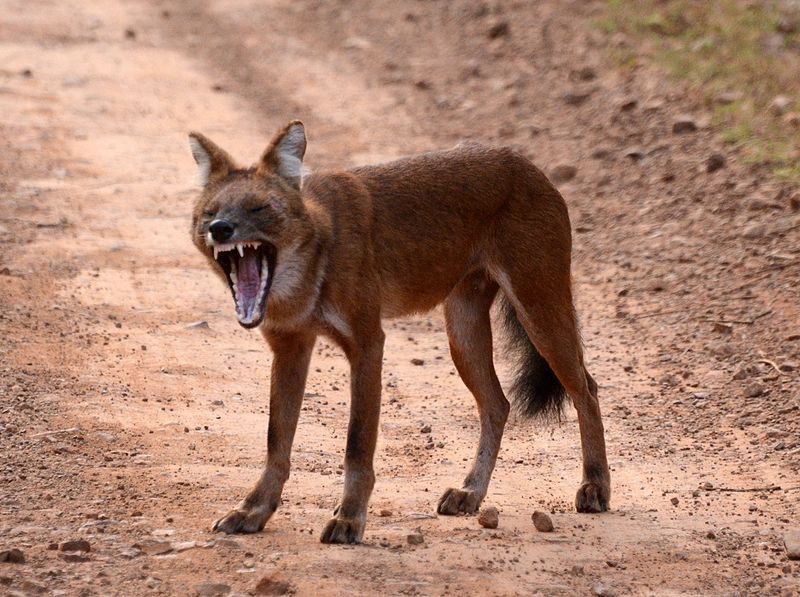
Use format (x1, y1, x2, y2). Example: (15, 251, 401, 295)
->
(213, 246, 219, 260)
(236, 243, 244, 257)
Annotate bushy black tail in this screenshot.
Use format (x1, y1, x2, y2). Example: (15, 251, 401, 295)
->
(500, 295, 568, 420)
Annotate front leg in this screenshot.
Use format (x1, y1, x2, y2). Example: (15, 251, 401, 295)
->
(320, 330, 384, 544)
(213, 330, 315, 534)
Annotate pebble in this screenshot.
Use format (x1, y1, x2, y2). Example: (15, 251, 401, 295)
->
(742, 223, 766, 239)
(136, 540, 173, 555)
(562, 90, 592, 106)
(487, 21, 510, 39)
(410, 358, 425, 366)
(59, 552, 91, 563)
(672, 116, 698, 134)
(744, 383, 766, 398)
(478, 506, 499, 529)
(195, 582, 231, 597)
(670, 497, 679, 506)
(0, 549, 25, 563)
(407, 532, 424, 545)
(420, 424, 431, 434)
(770, 95, 792, 116)
(186, 321, 210, 330)
(549, 164, 578, 184)
(706, 153, 725, 172)
(59, 539, 90, 552)
(785, 531, 800, 560)
(254, 575, 292, 595)
(531, 511, 554, 532)
(379, 509, 392, 517)
(592, 581, 617, 596)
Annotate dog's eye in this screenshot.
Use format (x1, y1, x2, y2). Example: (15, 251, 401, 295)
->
(203, 210, 215, 217)
(250, 205, 267, 214)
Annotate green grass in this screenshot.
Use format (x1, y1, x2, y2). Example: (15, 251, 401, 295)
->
(598, 0, 800, 185)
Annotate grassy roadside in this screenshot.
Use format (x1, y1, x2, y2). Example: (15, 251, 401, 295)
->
(597, 0, 800, 185)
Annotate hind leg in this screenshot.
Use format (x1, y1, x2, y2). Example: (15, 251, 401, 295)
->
(495, 268, 610, 513)
(437, 271, 509, 515)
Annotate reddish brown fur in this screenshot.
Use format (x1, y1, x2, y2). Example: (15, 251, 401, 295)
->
(189, 122, 610, 544)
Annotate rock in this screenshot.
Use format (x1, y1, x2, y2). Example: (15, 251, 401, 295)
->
(592, 581, 617, 596)
(670, 497, 679, 506)
(0, 549, 25, 563)
(706, 153, 725, 172)
(119, 547, 143, 559)
(59, 552, 91, 563)
(531, 511, 554, 532)
(407, 532, 424, 545)
(59, 539, 90, 552)
(619, 98, 638, 112)
(379, 509, 392, 517)
(487, 21, 510, 39)
(420, 424, 431, 434)
(124, 28, 136, 40)
(784, 112, 800, 128)
(742, 223, 766, 239)
(784, 531, 800, 560)
(715, 91, 742, 105)
(712, 322, 733, 334)
(777, 17, 798, 34)
(672, 116, 697, 134)
(574, 66, 596, 81)
(410, 358, 425, 366)
(195, 583, 231, 597)
(562, 90, 592, 106)
(744, 383, 766, 398)
(779, 361, 797, 372)
(186, 321, 210, 330)
(171, 541, 198, 553)
(549, 165, 578, 184)
(254, 575, 293, 595)
(770, 95, 792, 116)
(136, 540, 173, 555)
(478, 506, 499, 529)
(623, 146, 644, 161)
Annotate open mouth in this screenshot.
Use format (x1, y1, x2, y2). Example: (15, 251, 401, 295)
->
(212, 241, 277, 328)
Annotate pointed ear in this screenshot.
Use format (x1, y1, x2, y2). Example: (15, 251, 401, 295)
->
(188, 132, 236, 186)
(256, 120, 306, 189)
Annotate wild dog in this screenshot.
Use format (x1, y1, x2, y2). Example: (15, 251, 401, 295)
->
(188, 121, 610, 544)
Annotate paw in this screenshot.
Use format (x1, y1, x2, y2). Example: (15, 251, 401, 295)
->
(437, 487, 483, 515)
(212, 504, 273, 534)
(320, 516, 365, 544)
(575, 481, 610, 513)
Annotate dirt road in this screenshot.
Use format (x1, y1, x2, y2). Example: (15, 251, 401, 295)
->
(1, 1, 799, 595)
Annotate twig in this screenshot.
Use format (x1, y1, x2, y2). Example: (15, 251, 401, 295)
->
(629, 309, 684, 320)
(698, 310, 772, 326)
(704, 486, 782, 493)
(758, 359, 784, 375)
(30, 427, 82, 438)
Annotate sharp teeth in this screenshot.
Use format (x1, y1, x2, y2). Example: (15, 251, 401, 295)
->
(213, 246, 219, 260)
(236, 243, 244, 257)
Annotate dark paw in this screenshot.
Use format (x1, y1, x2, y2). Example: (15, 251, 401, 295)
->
(212, 505, 272, 534)
(437, 487, 482, 515)
(575, 481, 610, 513)
(320, 516, 365, 544)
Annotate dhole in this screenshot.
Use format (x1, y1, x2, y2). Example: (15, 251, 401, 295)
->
(189, 120, 610, 544)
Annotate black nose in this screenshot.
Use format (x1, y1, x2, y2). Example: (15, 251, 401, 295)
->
(209, 219, 235, 242)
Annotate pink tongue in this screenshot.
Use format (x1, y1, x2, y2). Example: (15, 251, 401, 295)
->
(237, 249, 261, 316)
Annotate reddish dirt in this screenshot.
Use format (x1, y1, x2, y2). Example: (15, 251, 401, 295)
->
(1, 1, 799, 595)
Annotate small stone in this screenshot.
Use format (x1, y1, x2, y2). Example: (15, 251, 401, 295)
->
(379, 509, 392, 517)
(194, 583, 231, 597)
(407, 532, 424, 545)
(744, 383, 765, 398)
(592, 581, 617, 596)
(712, 322, 733, 334)
(487, 21, 510, 39)
(119, 547, 142, 559)
(420, 424, 431, 434)
(623, 146, 644, 161)
(124, 28, 136, 40)
(478, 506, 499, 529)
(410, 358, 425, 366)
(549, 164, 578, 184)
(706, 530, 716, 539)
(171, 541, 198, 553)
(59, 540, 90, 552)
(784, 531, 800, 560)
(186, 321, 210, 330)
(706, 153, 725, 172)
(770, 95, 792, 116)
(0, 549, 25, 563)
(670, 497, 680, 506)
(779, 361, 797, 372)
(715, 91, 741, 105)
(672, 116, 697, 134)
(777, 17, 798, 34)
(59, 552, 91, 563)
(255, 574, 293, 595)
(136, 540, 173, 556)
(562, 90, 592, 106)
(742, 223, 766, 239)
(531, 511, 554, 532)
